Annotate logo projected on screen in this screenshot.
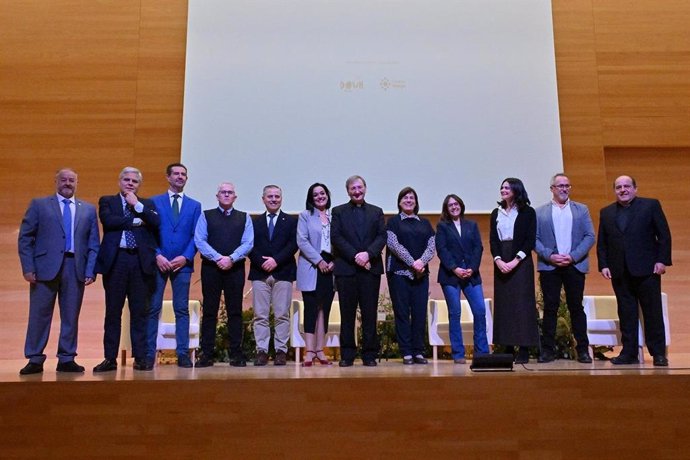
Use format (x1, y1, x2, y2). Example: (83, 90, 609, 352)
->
(380, 78, 406, 91)
(340, 80, 364, 92)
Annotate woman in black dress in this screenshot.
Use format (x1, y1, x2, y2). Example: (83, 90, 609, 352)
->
(489, 178, 538, 364)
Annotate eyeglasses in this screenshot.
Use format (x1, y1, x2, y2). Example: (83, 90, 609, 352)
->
(551, 184, 571, 190)
(218, 190, 235, 196)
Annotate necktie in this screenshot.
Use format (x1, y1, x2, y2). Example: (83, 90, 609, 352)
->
(268, 213, 276, 240)
(62, 199, 72, 252)
(172, 194, 180, 224)
(123, 204, 137, 248)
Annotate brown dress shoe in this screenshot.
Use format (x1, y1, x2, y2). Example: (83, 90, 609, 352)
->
(254, 350, 269, 366)
(274, 350, 287, 366)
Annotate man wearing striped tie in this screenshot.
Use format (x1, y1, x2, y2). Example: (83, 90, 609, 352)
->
(18, 168, 100, 375)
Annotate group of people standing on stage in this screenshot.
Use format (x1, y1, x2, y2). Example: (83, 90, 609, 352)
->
(17, 165, 672, 375)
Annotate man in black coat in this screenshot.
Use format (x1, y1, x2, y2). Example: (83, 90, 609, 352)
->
(597, 175, 671, 366)
(93, 167, 160, 372)
(331, 175, 386, 367)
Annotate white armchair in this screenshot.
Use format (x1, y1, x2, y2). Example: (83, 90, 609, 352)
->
(427, 298, 494, 361)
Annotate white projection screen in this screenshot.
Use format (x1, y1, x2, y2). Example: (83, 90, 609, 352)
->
(181, 0, 562, 214)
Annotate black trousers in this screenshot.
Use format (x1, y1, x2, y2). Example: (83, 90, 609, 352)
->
(612, 268, 666, 357)
(336, 271, 380, 362)
(102, 250, 155, 360)
(539, 266, 589, 354)
(302, 271, 335, 333)
(200, 264, 246, 357)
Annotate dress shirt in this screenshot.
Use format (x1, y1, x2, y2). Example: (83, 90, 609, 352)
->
(167, 190, 184, 207)
(194, 207, 254, 262)
(495, 205, 526, 260)
(551, 199, 573, 255)
(266, 210, 281, 227)
(119, 194, 144, 248)
(58, 194, 75, 253)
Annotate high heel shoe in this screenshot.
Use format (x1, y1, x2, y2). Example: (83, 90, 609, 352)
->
(314, 349, 332, 366)
(301, 350, 316, 367)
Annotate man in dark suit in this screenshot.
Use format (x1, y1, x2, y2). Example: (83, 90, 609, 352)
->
(93, 166, 160, 372)
(248, 185, 298, 366)
(145, 163, 201, 368)
(18, 168, 100, 375)
(535, 173, 595, 364)
(194, 182, 254, 368)
(597, 175, 672, 366)
(331, 175, 386, 367)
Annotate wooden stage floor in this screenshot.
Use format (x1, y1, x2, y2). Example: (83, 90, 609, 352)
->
(3, 353, 690, 382)
(3, 356, 690, 459)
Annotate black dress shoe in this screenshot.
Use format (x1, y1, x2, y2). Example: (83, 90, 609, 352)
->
(57, 361, 85, 372)
(402, 356, 414, 365)
(653, 355, 669, 367)
(338, 359, 354, 367)
(577, 352, 593, 364)
(93, 359, 118, 373)
(19, 362, 43, 375)
(229, 357, 247, 367)
(195, 357, 214, 368)
(610, 355, 639, 365)
(413, 355, 428, 365)
(133, 359, 153, 371)
(177, 355, 193, 368)
(362, 359, 378, 367)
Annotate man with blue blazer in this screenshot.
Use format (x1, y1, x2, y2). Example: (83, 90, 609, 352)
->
(145, 163, 201, 368)
(597, 175, 672, 366)
(93, 166, 160, 372)
(248, 185, 298, 366)
(535, 173, 595, 363)
(331, 175, 386, 367)
(18, 168, 100, 375)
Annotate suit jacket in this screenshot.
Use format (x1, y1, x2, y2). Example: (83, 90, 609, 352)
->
(248, 211, 298, 282)
(435, 219, 483, 287)
(534, 200, 595, 273)
(331, 201, 386, 276)
(489, 205, 536, 259)
(18, 195, 100, 282)
(151, 192, 201, 273)
(296, 209, 329, 291)
(597, 197, 672, 278)
(95, 194, 160, 276)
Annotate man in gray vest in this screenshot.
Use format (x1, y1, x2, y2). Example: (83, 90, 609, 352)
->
(535, 173, 595, 363)
(194, 183, 254, 367)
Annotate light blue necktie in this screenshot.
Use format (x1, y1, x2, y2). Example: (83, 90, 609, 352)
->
(62, 199, 72, 252)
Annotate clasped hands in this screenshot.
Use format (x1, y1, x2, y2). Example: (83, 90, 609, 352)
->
(157, 254, 188, 272)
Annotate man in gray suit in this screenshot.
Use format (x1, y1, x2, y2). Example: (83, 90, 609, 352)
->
(18, 168, 100, 375)
(535, 173, 595, 363)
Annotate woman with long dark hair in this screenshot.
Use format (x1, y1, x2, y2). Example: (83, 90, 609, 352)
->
(489, 178, 538, 364)
(296, 183, 335, 366)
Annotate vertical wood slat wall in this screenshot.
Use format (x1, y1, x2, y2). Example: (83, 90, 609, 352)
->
(1, 0, 689, 354)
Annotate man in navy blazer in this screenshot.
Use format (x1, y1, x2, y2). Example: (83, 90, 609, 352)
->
(248, 185, 298, 366)
(93, 166, 160, 372)
(18, 168, 100, 375)
(597, 175, 672, 366)
(331, 175, 386, 367)
(145, 163, 201, 368)
(535, 173, 595, 363)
